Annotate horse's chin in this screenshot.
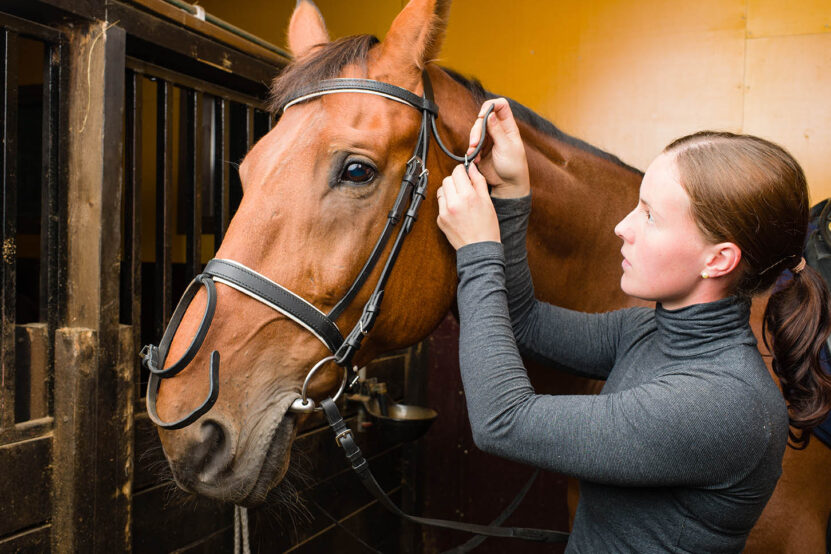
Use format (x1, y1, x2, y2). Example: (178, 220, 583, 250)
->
(237, 408, 299, 507)
(173, 396, 299, 507)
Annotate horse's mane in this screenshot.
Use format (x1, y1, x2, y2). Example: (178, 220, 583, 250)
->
(269, 35, 643, 176)
(441, 68, 643, 175)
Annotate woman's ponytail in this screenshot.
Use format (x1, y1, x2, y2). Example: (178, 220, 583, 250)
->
(665, 131, 831, 449)
(763, 266, 831, 448)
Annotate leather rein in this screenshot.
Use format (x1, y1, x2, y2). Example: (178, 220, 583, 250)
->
(140, 71, 568, 545)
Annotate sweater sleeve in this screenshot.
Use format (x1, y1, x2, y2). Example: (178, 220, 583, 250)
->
(455, 242, 772, 487)
(493, 196, 621, 379)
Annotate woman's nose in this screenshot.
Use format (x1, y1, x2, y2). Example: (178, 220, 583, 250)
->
(614, 210, 635, 243)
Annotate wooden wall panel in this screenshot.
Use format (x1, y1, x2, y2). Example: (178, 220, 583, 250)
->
(440, 0, 750, 172)
(748, 0, 831, 37)
(0, 436, 51, 537)
(743, 32, 831, 200)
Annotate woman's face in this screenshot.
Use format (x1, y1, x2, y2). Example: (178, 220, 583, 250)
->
(614, 153, 715, 309)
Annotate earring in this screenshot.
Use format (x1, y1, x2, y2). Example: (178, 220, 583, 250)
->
(701, 272, 709, 279)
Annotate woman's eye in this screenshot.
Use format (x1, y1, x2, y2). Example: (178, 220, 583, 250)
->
(340, 162, 375, 184)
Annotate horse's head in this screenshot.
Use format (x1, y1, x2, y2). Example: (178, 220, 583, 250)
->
(152, 0, 469, 505)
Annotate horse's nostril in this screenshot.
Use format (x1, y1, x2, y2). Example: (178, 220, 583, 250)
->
(196, 419, 234, 482)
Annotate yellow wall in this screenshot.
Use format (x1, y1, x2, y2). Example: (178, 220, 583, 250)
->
(197, 0, 831, 200)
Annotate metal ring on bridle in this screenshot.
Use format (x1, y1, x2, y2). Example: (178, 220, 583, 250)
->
(289, 355, 349, 413)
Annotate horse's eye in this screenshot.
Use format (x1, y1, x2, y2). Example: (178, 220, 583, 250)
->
(340, 162, 375, 184)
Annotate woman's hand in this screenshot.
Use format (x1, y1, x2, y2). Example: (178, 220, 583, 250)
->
(468, 98, 530, 198)
(437, 163, 500, 250)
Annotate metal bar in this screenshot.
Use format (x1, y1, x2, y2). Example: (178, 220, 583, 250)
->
(125, 69, 143, 399)
(125, 57, 268, 112)
(155, 80, 173, 337)
(185, 89, 203, 276)
(214, 97, 230, 247)
(53, 38, 68, 415)
(245, 104, 255, 151)
(40, 38, 62, 419)
(199, 93, 214, 242)
(1, 29, 19, 431)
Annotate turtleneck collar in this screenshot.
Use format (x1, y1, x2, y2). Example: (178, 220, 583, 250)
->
(654, 296, 756, 357)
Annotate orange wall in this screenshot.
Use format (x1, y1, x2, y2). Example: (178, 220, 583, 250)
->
(197, 0, 831, 200)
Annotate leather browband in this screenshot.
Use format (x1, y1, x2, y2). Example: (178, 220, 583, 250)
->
(280, 78, 439, 115)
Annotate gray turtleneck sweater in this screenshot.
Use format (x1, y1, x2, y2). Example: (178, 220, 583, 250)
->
(455, 196, 789, 553)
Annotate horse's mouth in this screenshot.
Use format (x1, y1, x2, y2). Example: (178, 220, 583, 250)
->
(237, 407, 298, 506)
(179, 395, 299, 506)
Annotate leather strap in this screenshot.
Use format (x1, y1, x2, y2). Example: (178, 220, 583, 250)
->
(327, 158, 423, 322)
(142, 275, 221, 430)
(320, 399, 569, 543)
(281, 78, 439, 115)
(204, 259, 344, 353)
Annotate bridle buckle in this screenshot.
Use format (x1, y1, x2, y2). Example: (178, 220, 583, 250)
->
(335, 429, 353, 447)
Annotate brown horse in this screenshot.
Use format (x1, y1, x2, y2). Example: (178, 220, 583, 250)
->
(154, 0, 830, 550)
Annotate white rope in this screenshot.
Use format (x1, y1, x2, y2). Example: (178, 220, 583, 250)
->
(234, 505, 250, 554)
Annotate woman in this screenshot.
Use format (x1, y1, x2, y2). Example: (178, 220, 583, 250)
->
(436, 98, 831, 552)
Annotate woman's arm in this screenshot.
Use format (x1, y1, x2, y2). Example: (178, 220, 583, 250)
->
(456, 243, 772, 487)
(494, 195, 621, 378)
(438, 98, 622, 376)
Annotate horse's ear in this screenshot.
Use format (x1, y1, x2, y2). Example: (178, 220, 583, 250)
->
(287, 0, 330, 59)
(373, 0, 451, 87)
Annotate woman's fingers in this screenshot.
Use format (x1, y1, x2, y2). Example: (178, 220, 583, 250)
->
(467, 114, 485, 155)
(467, 163, 489, 196)
(468, 99, 498, 153)
(441, 174, 458, 206)
(436, 164, 500, 250)
(452, 164, 474, 197)
(436, 185, 447, 214)
(489, 98, 522, 136)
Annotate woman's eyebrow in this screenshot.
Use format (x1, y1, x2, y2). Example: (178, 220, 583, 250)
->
(639, 198, 659, 218)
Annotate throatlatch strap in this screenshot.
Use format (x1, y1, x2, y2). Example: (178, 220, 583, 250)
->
(204, 259, 344, 353)
(319, 399, 569, 544)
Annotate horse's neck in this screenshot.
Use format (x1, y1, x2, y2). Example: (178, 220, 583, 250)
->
(430, 66, 643, 312)
(515, 117, 644, 312)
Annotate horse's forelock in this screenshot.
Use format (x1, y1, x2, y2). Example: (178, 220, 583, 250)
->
(268, 34, 380, 114)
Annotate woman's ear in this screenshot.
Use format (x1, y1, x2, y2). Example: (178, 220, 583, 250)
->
(287, 0, 330, 59)
(704, 242, 742, 279)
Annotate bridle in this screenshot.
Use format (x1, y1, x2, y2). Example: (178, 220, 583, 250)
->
(139, 70, 568, 545)
(140, 71, 493, 430)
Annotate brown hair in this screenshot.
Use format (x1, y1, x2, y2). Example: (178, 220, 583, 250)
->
(665, 131, 831, 448)
(269, 34, 379, 114)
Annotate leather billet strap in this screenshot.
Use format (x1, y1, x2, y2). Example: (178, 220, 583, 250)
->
(203, 259, 344, 353)
(319, 399, 570, 544)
